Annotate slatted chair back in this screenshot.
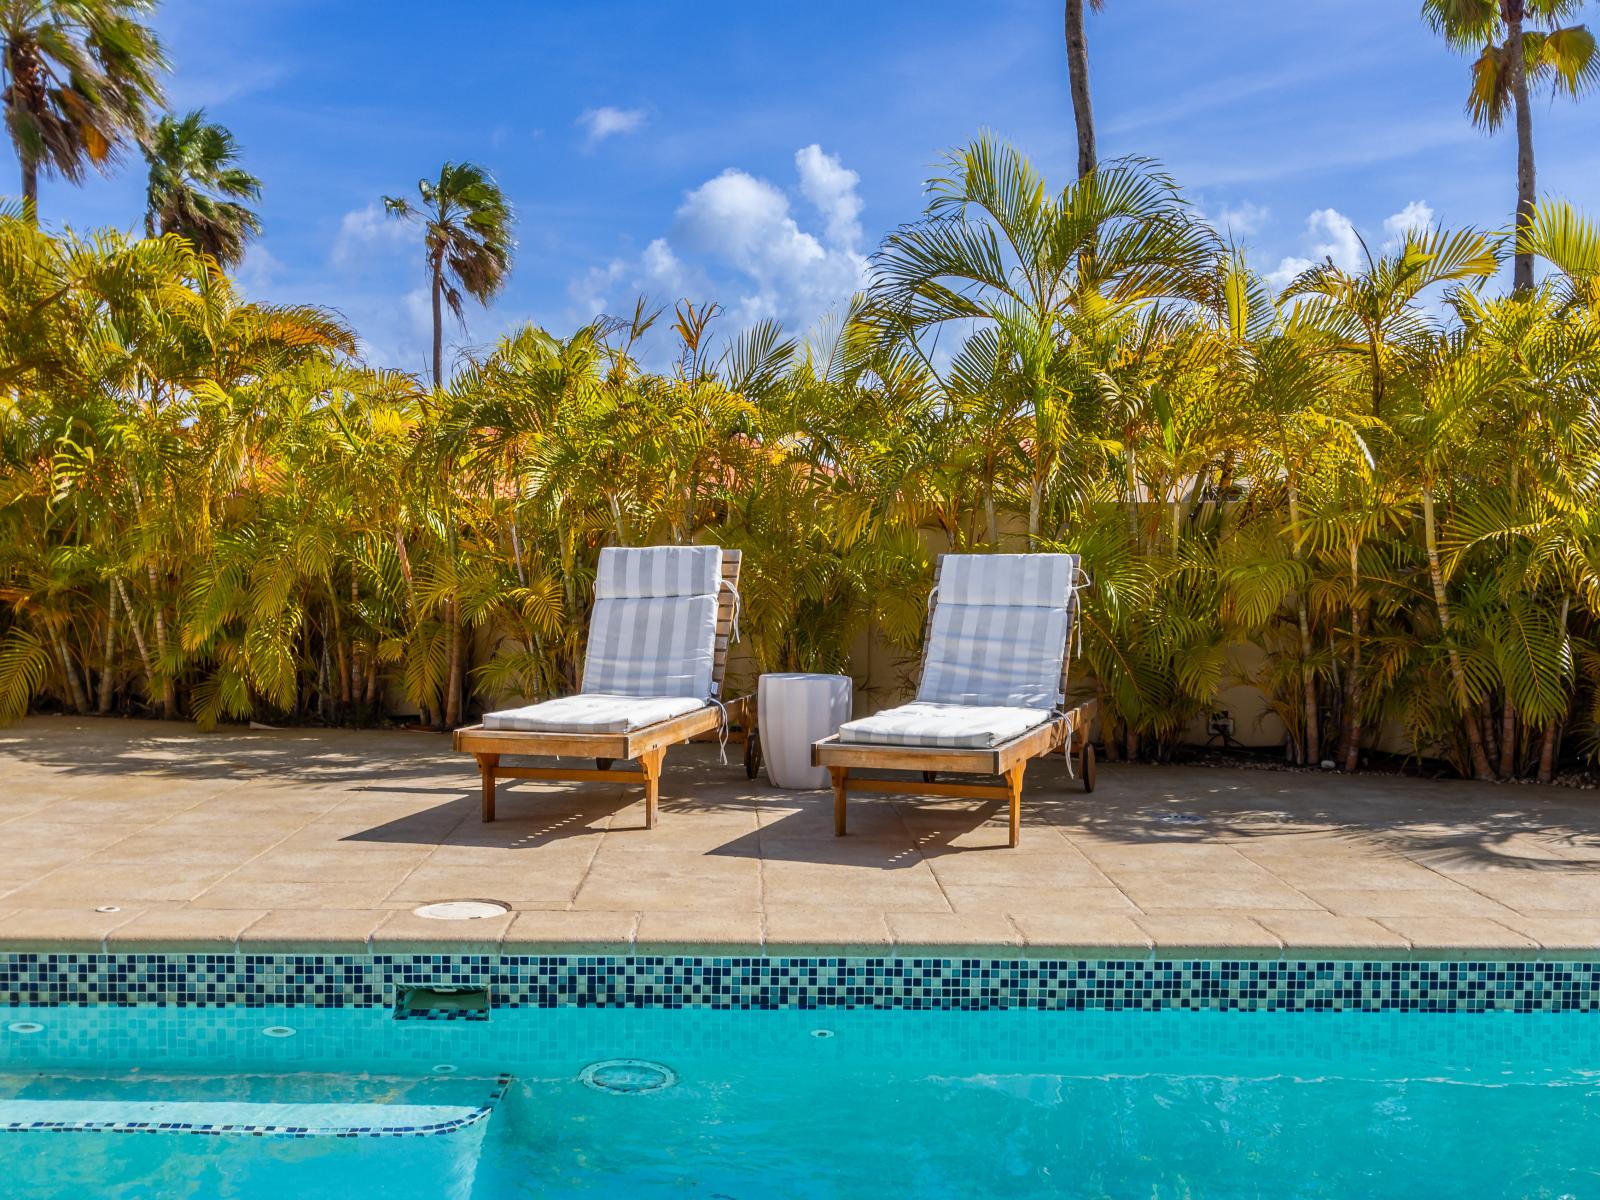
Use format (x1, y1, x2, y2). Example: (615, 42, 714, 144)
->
(711, 549, 741, 700)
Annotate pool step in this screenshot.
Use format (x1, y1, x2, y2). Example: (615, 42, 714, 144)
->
(0, 1074, 511, 1138)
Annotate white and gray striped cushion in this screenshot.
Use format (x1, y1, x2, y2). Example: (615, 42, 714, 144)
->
(913, 552, 1078, 710)
(595, 545, 722, 598)
(484, 693, 707, 734)
(838, 702, 1051, 749)
(582, 546, 722, 699)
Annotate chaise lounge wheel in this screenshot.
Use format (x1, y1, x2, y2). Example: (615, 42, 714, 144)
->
(744, 729, 762, 781)
(1079, 743, 1096, 792)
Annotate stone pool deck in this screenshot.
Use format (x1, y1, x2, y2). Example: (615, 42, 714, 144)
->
(1, 717, 1598, 959)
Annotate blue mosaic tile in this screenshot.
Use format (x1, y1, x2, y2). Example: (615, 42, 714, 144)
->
(1, 953, 1597, 1012)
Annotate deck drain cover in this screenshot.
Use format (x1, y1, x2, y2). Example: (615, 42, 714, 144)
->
(413, 899, 509, 921)
(1157, 812, 1205, 825)
(580, 1059, 677, 1095)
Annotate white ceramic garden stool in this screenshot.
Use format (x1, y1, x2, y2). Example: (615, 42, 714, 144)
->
(757, 673, 853, 789)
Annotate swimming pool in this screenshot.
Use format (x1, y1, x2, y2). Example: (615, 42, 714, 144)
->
(3, 996, 1600, 1197)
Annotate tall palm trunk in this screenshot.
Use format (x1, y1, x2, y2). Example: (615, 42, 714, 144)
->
(1537, 593, 1571, 784)
(50, 625, 89, 712)
(1287, 483, 1318, 765)
(146, 563, 177, 718)
(98, 582, 119, 713)
(1504, 0, 1536, 292)
(114, 577, 155, 702)
(21, 157, 38, 214)
(1498, 695, 1516, 779)
(444, 598, 464, 727)
(1340, 538, 1363, 772)
(1421, 483, 1495, 780)
(1064, 0, 1097, 179)
(430, 258, 444, 389)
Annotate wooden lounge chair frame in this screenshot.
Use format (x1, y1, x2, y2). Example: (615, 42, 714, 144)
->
(453, 549, 752, 828)
(812, 555, 1096, 848)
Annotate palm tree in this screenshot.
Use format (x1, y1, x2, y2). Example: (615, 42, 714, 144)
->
(1421, 0, 1597, 292)
(384, 162, 514, 388)
(142, 109, 261, 266)
(866, 136, 1216, 541)
(1064, 0, 1104, 179)
(1, 0, 165, 214)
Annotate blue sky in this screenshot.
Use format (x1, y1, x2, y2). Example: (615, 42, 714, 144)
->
(17, 0, 1600, 374)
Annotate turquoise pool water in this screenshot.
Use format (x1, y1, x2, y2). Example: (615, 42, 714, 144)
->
(2, 1005, 1598, 1198)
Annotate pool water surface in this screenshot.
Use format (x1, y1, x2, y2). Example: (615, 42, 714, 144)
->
(1, 1005, 1598, 1197)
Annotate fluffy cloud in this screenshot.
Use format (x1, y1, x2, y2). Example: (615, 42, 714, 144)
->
(570, 144, 867, 332)
(569, 237, 695, 318)
(332, 202, 411, 269)
(1383, 200, 1434, 249)
(1214, 201, 1269, 237)
(795, 143, 864, 249)
(577, 105, 646, 145)
(1268, 201, 1438, 290)
(1268, 207, 1363, 289)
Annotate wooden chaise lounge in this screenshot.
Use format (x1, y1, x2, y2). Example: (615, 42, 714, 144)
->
(812, 552, 1096, 848)
(453, 546, 751, 828)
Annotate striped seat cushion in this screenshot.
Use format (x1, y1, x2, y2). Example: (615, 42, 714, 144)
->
(483, 694, 708, 734)
(916, 553, 1078, 710)
(581, 546, 722, 699)
(838, 702, 1052, 749)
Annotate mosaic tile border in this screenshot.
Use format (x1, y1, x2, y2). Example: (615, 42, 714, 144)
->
(0, 1074, 511, 1139)
(3, 953, 1600, 1012)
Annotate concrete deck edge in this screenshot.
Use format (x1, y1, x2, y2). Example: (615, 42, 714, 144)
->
(14, 932, 1600, 962)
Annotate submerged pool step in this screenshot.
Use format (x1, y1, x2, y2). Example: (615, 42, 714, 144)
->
(0, 1074, 512, 1139)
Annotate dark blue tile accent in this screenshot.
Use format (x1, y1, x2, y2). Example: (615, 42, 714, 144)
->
(0, 953, 1596, 1012)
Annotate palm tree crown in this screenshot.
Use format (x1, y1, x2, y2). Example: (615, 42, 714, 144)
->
(1421, 0, 1596, 290)
(142, 108, 261, 266)
(384, 161, 514, 388)
(0, 0, 166, 213)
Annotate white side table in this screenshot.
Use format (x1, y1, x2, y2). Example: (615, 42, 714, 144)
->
(758, 673, 853, 789)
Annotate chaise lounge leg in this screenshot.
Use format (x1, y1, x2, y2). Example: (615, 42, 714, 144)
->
(477, 753, 500, 823)
(1004, 763, 1026, 848)
(640, 747, 666, 830)
(830, 766, 849, 836)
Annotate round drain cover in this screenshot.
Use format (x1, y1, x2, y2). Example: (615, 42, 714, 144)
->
(580, 1059, 677, 1095)
(412, 900, 510, 921)
(7, 1022, 43, 1035)
(262, 1026, 296, 1038)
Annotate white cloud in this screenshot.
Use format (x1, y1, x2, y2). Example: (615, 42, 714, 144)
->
(795, 143, 863, 249)
(1214, 201, 1269, 237)
(569, 236, 696, 318)
(1267, 200, 1442, 290)
(332, 202, 412, 269)
(671, 157, 867, 327)
(568, 146, 868, 334)
(1383, 200, 1434, 249)
(1268, 207, 1363, 289)
(577, 106, 646, 145)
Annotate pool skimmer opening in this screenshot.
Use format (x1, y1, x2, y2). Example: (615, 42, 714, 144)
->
(412, 899, 510, 921)
(580, 1059, 678, 1095)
